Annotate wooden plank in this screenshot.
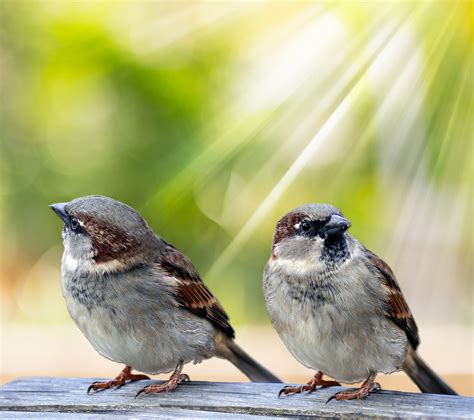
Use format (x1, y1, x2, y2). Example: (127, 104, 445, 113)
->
(0, 377, 472, 418)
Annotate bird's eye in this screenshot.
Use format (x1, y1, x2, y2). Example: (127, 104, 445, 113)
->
(70, 217, 80, 231)
(300, 220, 312, 232)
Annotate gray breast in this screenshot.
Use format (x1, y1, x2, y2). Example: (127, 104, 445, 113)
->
(63, 270, 110, 312)
(61, 264, 216, 374)
(264, 256, 408, 382)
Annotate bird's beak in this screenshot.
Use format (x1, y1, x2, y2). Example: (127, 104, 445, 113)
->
(323, 214, 351, 236)
(49, 202, 69, 224)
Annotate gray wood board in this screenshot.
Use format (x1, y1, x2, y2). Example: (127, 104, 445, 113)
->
(0, 377, 472, 418)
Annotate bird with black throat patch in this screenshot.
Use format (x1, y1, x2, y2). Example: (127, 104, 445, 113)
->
(263, 203, 457, 401)
(50, 195, 280, 397)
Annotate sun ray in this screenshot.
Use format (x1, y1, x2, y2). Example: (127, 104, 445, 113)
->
(379, 7, 470, 320)
(142, 4, 337, 212)
(216, 4, 401, 223)
(205, 5, 423, 279)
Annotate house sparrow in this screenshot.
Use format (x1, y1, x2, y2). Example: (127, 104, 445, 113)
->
(50, 195, 280, 397)
(263, 204, 457, 401)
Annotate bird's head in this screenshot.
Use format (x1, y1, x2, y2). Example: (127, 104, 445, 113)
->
(272, 203, 351, 261)
(50, 195, 158, 273)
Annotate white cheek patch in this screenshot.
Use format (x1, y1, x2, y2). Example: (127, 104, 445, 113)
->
(62, 251, 127, 275)
(62, 253, 81, 272)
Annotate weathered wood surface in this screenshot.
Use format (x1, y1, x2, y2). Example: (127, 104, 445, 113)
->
(0, 377, 472, 418)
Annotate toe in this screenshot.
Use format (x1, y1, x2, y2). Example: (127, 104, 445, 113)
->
(278, 386, 302, 398)
(112, 381, 125, 390)
(303, 385, 317, 394)
(87, 382, 108, 394)
(326, 391, 352, 402)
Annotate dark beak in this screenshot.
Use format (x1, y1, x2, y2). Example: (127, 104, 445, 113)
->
(49, 202, 69, 224)
(323, 214, 351, 236)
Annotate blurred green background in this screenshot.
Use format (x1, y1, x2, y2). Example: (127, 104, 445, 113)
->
(0, 1, 472, 391)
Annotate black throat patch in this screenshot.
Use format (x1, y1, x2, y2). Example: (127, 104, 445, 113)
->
(321, 235, 350, 267)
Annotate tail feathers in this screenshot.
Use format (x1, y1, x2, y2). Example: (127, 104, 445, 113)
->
(404, 350, 457, 395)
(218, 338, 281, 383)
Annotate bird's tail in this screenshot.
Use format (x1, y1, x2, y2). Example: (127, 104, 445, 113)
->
(403, 349, 457, 395)
(216, 336, 281, 383)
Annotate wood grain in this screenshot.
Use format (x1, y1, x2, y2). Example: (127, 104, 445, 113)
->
(0, 377, 472, 418)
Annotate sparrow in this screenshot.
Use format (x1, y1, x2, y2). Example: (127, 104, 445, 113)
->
(50, 195, 280, 397)
(263, 203, 457, 401)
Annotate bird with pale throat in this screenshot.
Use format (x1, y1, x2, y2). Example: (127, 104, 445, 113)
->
(51, 195, 280, 397)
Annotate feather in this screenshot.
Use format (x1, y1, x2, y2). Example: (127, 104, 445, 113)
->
(158, 242, 235, 339)
(365, 249, 420, 349)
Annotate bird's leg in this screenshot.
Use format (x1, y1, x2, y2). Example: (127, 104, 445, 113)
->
(87, 365, 150, 394)
(278, 371, 341, 397)
(327, 372, 380, 402)
(135, 361, 190, 398)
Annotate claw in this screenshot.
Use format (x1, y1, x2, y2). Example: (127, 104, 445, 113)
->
(278, 371, 340, 398)
(135, 388, 146, 399)
(278, 385, 301, 398)
(87, 381, 113, 394)
(86, 366, 150, 394)
(135, 361, 188, 398)
(325, 372, 378, 402)
(87, 381, 110, 394)
(326, 394, 337, 404)
(278, 387, 287, 398)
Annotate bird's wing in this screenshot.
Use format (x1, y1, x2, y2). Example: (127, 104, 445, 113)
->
(157, 242, 235, 339)
(364, 249, 420, 349)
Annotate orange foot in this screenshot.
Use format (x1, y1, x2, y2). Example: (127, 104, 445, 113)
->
(135, 361, 189, 398)
(278, 371, 341, 397)
(327, 373, 381, 403)
(87, 366, 150, 394)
